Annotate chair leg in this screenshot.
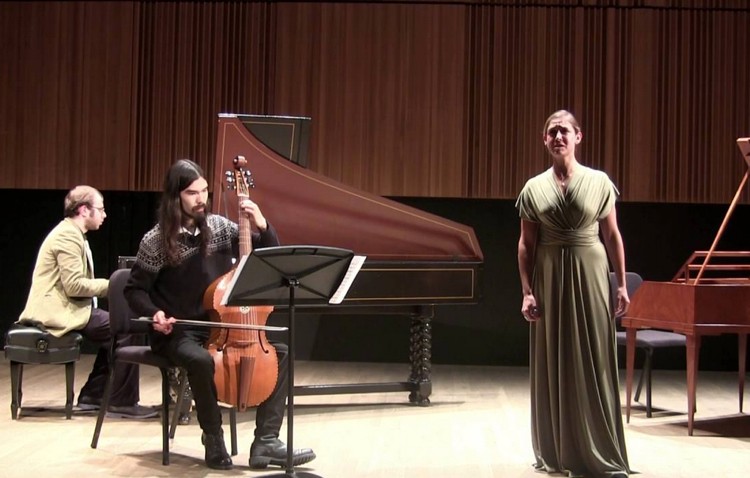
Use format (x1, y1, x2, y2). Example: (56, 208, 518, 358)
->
(91, 364, 117, 449)
(634, 350, 646, 402)
(160, 369, 171, 466)
(9, 362, 22, 420)
(169, 372, 190, 439)
(64, 361, 75, 419)
(644, 348, 654, 418)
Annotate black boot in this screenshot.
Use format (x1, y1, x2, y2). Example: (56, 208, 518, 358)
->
(202, 432, 233, 470)
(249, 437, 316, 469)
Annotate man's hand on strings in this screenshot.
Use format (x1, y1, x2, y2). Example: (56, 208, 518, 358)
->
(239, 199, 268, 231)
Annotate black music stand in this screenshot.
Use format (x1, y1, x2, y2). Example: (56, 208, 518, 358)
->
(223, 245, 359, 478)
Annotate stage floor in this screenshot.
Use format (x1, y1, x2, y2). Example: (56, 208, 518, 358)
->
(1, 355, 748, 477)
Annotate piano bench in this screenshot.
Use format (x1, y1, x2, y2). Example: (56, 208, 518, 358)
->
(3, 324, 83, 419)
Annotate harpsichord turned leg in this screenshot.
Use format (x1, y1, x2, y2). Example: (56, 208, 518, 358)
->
(408, 306, 433, 406)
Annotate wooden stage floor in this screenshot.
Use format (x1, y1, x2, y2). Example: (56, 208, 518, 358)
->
(1, 355, 748, 477)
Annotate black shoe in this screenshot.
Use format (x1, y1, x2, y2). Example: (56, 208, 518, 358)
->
(249, 438, 316, 469)
(202, 432, 233, 470)
(106, 404, 159, 419)
(76, 395, 101, 411)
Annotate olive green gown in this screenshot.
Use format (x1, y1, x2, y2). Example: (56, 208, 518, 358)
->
(516, 165, 630, 478)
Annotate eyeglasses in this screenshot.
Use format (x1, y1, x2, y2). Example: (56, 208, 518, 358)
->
(89, 205, 106, 214)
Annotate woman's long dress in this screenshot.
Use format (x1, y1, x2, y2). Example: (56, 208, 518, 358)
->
(516, 165, 630, 478)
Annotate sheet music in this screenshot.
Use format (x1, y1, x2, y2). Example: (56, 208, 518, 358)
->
(220, 254, 249, 306)
(329, 255, 366, 304)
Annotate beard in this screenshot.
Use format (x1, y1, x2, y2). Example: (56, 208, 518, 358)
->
(193, 209, 208, 230)
(190, 205, 207, 222)
(180, 204, 210, 242)
(182, 199, 210, 224)
(191, 207, 212, 254)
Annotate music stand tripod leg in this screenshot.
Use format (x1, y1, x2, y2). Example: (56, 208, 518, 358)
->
(261, 280, 322, 478)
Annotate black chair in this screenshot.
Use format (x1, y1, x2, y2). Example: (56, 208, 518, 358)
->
(611, 271, 687, 417)
(4, 324, 83, 419)
(90, 268, 237, 465)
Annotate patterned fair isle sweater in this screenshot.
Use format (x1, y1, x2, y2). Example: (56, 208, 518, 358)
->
(124, 214, 279, 325)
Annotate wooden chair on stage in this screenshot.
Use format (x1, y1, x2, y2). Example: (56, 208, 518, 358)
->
(611, 272, 686, 417)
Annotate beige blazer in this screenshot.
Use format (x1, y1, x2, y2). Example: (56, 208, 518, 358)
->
(18, 218, 109, 337)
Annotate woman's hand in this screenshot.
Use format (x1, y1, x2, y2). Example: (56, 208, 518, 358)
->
(521, 294, 541, 322)
(614, 286, 630, 318)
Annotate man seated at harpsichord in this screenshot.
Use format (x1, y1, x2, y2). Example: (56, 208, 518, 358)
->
(18, 185, 156, 419)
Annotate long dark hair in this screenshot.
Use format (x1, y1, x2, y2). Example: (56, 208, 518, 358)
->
(158, 159, 212, 265)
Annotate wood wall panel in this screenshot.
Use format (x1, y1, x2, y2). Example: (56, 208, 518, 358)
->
(273, 3, 468, 196)
(464, 4, 749, 202)
(0, 1, 136, 190)
(132, 2, 274, 190)
(1, 1, 748, 203)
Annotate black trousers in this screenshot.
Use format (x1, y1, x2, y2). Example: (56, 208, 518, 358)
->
(152, 328, 288, 439)
(78, 308, 140, 406)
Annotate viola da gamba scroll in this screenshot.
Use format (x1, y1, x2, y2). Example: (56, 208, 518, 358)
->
(203, 155, 279, 411)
